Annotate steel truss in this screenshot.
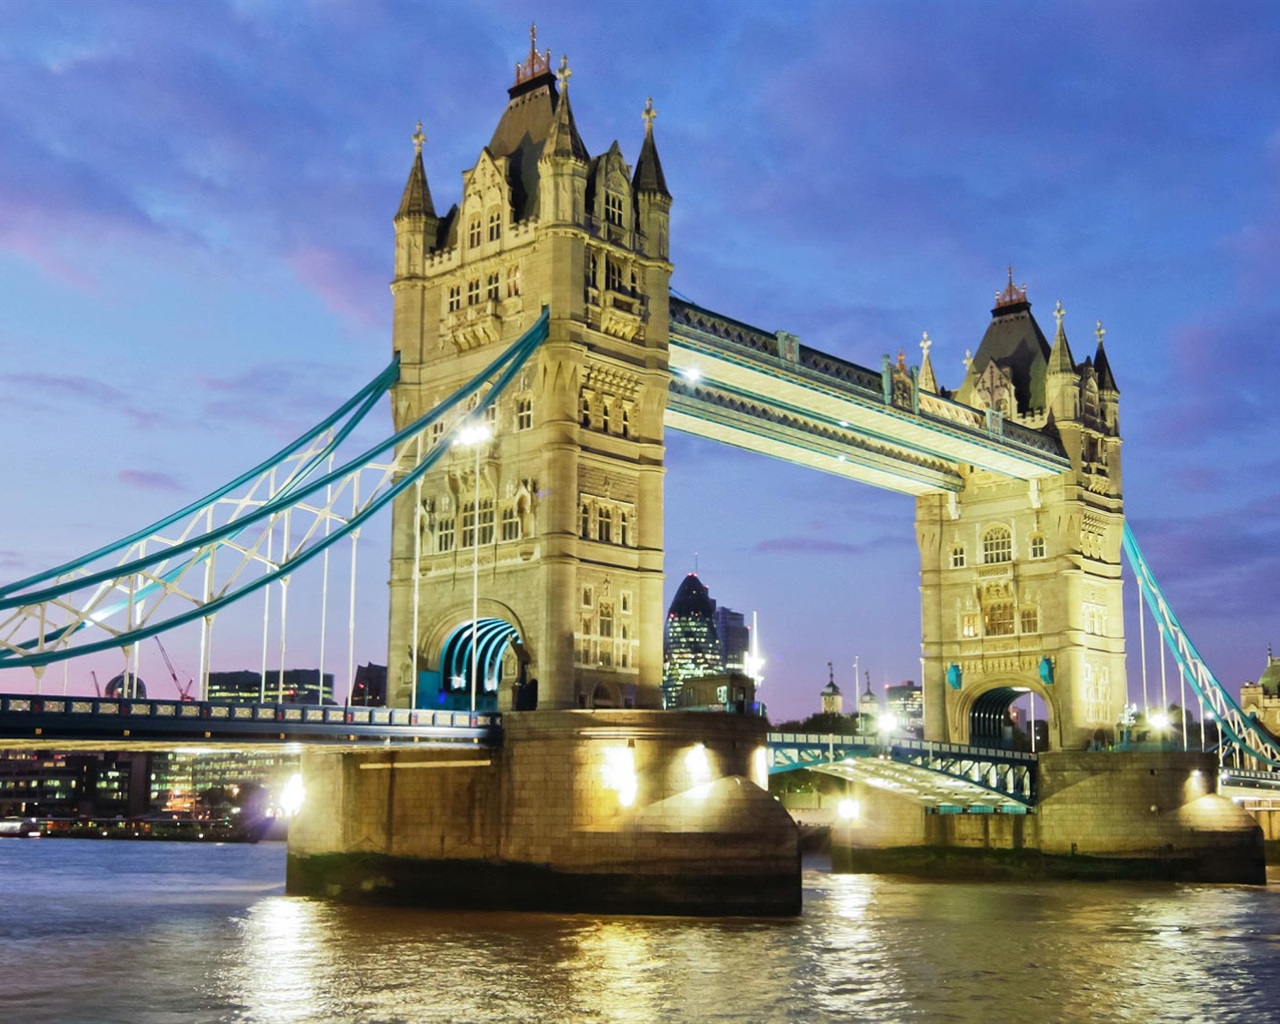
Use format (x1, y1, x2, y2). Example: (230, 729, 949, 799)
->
(1123, 523, 1280, 769)
(0, 309, 549, 676)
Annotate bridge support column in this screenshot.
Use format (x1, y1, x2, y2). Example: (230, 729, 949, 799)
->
(287, 710, 800, 915)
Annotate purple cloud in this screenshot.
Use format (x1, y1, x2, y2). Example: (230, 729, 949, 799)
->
(117, 469, 183, 492)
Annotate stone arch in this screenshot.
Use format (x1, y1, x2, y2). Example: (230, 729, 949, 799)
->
(590, 682, 618, 709)
(953, 677, 1059, 751)
(416, 599, 532, 713)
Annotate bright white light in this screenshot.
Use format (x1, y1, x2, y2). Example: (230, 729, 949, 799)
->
(878, 712, 898, 735)
(280, 773, 305, 817)
(454, 422, 493, 447)
(751, 747, 769, 789)
(682, 366, 702, 382)
(601, 747, 637, 808)
(685, 743, 712, 785)
(838, 420, 850, 427)
(1149, 713, 1170, 731)
(837, 798, 859, 821)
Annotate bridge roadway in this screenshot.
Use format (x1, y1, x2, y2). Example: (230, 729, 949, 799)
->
(0, 693, 499, 750)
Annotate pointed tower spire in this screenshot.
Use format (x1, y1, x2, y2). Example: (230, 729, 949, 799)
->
(396, 120, 437, 222)
(1047, 299, 1076, 374)
(918, 331, 938, 393)
(1093, 318, 1118, 392)
(543, 54, 589, 161)
(632, 97, 671, 197)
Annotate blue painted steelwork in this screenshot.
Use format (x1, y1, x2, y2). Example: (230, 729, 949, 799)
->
(0, 310, 549, 670)
(0, 692, 500, 747)
(767, 732, 1037, 807)
(1122, 523, 1280, 768)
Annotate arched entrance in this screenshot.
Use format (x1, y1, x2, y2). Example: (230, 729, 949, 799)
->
(416, 617, 531, 713)
(968, 685, 1051, 751)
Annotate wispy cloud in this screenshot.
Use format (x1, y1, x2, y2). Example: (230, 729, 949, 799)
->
(117, 469, 183, 492)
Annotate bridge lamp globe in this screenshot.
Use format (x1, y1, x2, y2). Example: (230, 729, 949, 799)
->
(837, 798, 859, 822)
(280, 773, 305, 817)
(681, 366, 702, 383)
(878, 712, 898, 736)
(1149, 712, 1170, 732)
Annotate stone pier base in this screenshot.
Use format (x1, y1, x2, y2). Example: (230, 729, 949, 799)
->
(830, 751, 1265, 884)
(287, 710, 800, 915)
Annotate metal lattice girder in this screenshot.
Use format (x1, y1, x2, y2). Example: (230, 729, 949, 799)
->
(0, 309, 550, 670)
(1123, 524, 1280, 769)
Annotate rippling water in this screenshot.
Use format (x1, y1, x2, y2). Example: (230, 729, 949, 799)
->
(3, 840, 1279, 1023)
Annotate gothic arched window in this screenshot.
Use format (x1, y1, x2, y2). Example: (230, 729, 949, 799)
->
(983, 526, 1012, 564)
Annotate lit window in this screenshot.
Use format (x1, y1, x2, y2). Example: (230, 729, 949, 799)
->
(961, 613, 980, 638)
(468, 216, 482, 248)
(950, 545, 966, 569)
(597, 507, 612, 543)
(501, 506, 519, 542)
(488, 209, 502, 242)
(983, 526, 1012, 564)
(1030, 535, 1046, 559)
(517, 397, 533, 430)
(984, 602, 1015, 636)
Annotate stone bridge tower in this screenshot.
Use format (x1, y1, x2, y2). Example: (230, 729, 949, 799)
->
(385, 36, 672, 711)
(916, 274, 1125, 749)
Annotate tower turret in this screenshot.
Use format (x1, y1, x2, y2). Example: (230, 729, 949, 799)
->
(632, 98, 672, 262)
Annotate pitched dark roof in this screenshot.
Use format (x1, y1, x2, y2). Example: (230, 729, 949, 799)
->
(633, 126, 670, 197)
(544, 84, 589, 162)
(1047, 312, 1076, 377)
(1094, 339, 1118, 393)
(964, 301, 1052, 414)
(395, 151, 436, 221)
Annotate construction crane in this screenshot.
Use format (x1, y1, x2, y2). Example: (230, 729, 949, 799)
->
(154, 637, 195, 701)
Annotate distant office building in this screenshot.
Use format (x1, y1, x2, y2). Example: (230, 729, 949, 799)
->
(885, 681, 924, 737)
(714, 606, 750, 674)
(351, 663, 388, 706)
(207, 669, 335, 704)
(663, 573, 724, 708)
(0, 751, 150, 818)
(675, 671, 757, 713)
(820, 664, 843, 715)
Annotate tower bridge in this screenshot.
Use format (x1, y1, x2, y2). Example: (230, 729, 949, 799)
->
(0, 33, 1275, 903)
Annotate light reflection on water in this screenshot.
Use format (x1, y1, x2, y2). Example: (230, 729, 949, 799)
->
(3, 842, 1280, 1023)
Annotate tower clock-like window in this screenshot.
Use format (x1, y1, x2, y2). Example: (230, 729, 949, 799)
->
(983, 526, 1012, 564)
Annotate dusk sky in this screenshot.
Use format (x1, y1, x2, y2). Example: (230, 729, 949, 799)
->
(2, 0, 1278, 724)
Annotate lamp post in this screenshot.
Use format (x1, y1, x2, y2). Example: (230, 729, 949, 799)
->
(455, 421, 493, 720)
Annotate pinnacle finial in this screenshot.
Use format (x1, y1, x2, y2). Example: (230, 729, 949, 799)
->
(1054, 300, 1066, 329)
(412, 120, 425, 156)
(995, 264, 1030, 308)
(643, 96, 657, 134)
(1095, 319, 1106, 346)
(557, 54, 571, 88)
(514, 23, 553, 85)
(920, 330, 932, 358)
(963, 348, 973, 370)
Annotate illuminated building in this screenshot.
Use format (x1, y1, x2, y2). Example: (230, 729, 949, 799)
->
(885, 681, 924, 737)
(820, 664, 843, 714)
(662, 573, 723, 708)
(714, 606, 750, 674)
(206, 669, 335, 704)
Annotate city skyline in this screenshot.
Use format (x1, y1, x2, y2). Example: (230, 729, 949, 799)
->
(2, 2, 1279, 723)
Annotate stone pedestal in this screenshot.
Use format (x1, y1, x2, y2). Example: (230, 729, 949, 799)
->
(287, 710, 800, 915)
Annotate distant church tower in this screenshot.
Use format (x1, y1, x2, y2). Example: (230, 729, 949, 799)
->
(820, 663, 843, 715)
(916, 272, 1125, 749)
(385, 32, 673, 711)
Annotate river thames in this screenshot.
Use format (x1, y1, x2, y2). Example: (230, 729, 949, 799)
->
(2, 841, 1278, 1023)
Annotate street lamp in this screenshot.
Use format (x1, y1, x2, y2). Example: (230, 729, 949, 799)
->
(455, 420, 493, 719)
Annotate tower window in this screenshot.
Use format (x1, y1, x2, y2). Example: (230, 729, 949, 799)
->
(501, 506, 519, 542)
(605, 192, 624, 227)
(461, 501, 476, 548)
(436, 517, 455, 553)
(950, 545, 966, 569)
(447, 285, 462, 313)
(605, 258, 623, 292)
(582, 585, 593, 607)
(619, 510, 629, 547)
(1030, 535, 1046, 559)
(517, 397, 533, 430)
(580, 393, 592, 428)
(620, 406, 631, 439)
(1020, 608, 1040, 634)
(478, 498, 494, 546)
(581, 503, 591, 539)
(484, 402, 497, 426)
(468, 216, 482, 249)
(599, 603, 614, 638)
(982, 526, 1012, 564)
(602, 402, 611, 433)
(621, 591, 632, 614)
(506, 264, 521, 298)
(467, 279, 480, 306)
(961, 613, 979, 638)
(486, 272, 500, 301)
(983, 602, 1015, 636)
(487, 210, 502, 242)
(597, 507, 612, 543)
